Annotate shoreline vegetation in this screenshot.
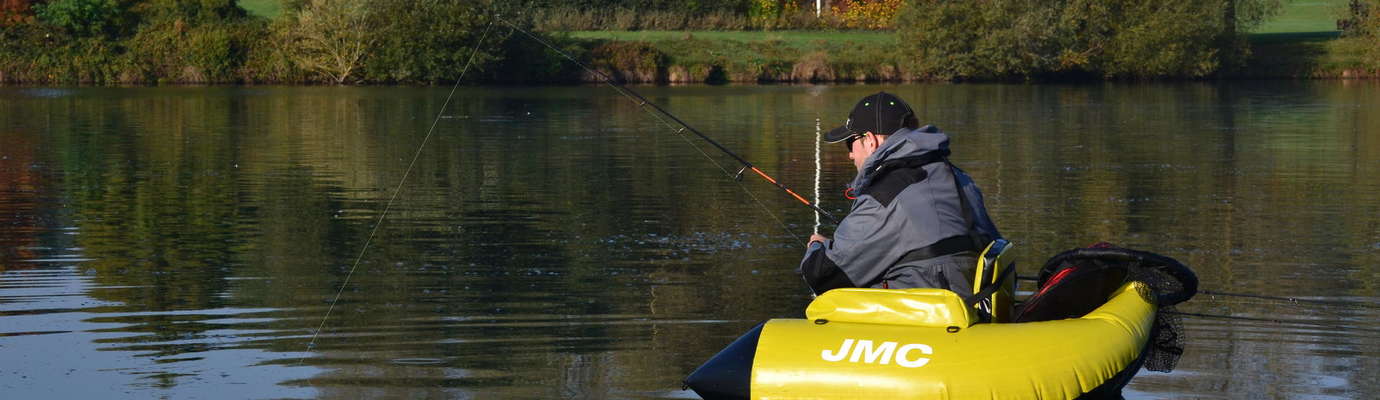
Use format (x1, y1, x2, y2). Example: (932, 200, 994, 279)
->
(1, 0, 1378, 85)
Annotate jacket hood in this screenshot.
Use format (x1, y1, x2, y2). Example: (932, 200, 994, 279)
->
(850, 125, 951, 190)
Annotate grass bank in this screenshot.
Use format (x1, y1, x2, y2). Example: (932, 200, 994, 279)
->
(1241, 32, 1373, 78)
(1240, 0, 1375, 78)
(237, 0, 282, 19)
(1253, 0, 1347, 33)
(4, 1, 1376, 85)
(565, 0, 1376, 83)
(561, 30, 905, 83)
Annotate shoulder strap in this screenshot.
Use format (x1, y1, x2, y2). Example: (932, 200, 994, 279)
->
(964, 261, 1015, 308)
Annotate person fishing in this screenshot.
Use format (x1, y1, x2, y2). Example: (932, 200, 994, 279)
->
(799, 92, 1002, 295)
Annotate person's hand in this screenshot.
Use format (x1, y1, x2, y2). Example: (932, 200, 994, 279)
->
(809, 234, 829, 245)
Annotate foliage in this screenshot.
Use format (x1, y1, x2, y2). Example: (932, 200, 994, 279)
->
(119, 0, 259, 83)
(519, 0, 903, 31)
(832, 0, 904, 30)
(359, 0, 496, 83)
(134, 0, 245, 21)
(747, 0, 798, 29)
(1231, 0, 1286, 32)
(894, 0, 1278, 80)
(0, 0, 1365, 84)
(528, 6, 748, 31)
(512, 0, 750, 15)
(587, 41, 668, 82)
(1340, 0, 1375, 36)
(488, 32, 589, 83)
(1098, 1, 1232, 78)
(1345, 0, 1380, 68)
(1, 0, 37, 26)
(0, 23, 130, 82)
(33, 0, 131, 37)
(278, 0, 374, 84)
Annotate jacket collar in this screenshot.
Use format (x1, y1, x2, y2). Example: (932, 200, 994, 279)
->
(850, 125, 951, 191)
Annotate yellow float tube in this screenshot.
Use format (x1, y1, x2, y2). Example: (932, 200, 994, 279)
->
(684, 281, 1157, 399)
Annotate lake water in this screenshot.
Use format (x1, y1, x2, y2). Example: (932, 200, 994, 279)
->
(1, 83, 1377, 399)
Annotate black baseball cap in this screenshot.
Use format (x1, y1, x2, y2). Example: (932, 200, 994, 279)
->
(824, 92, 918, 143)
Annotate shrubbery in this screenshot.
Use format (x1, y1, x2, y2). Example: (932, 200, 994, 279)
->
(0, 0, 513, 84)
(123, 0, 257, 83)
(1341, 0, 1380, 70)
(527, 7, 750, 31)
(895, 0, 1281, 80)
(522, 0, 905, 31)
(33, 0, 130, 37)
(0, 0, 1366, 84)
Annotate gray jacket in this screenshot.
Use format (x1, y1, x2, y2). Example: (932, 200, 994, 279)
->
(798, 125, 1001, 293)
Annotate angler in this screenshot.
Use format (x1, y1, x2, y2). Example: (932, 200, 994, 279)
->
(800, 92, 1002, 295)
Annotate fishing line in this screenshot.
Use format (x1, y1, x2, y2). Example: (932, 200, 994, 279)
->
(495, 16, 838, 239)
(1197, 291, 1380, 308)
(297, 19, 497, 364)
(1164, 310, 1380, 334)
(1016, 275, 1379, 311)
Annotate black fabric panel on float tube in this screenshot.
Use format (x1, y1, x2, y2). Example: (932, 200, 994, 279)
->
(683, 323, 763, 400)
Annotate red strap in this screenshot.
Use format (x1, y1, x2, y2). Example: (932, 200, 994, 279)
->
(1037, 267, 1078, 296)
(844, 187, 857, 200)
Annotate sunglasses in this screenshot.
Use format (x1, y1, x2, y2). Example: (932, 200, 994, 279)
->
(844, 132, 871, 151)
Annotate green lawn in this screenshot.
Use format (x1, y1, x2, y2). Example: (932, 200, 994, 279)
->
(1243, 0, 1367, 76)
(238, 0, 281, 18)
(566, 30, 894, 45)
(1253, 0, 1348, 33)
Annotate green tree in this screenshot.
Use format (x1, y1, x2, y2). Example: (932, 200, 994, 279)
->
(33, 0, 131, 37)
(280, 0, 375, 83)
(120, 0, 260, 83)
(361, 0, 496, 83)
(895, 0, 1283, 80)
(134, 0, 246, 21)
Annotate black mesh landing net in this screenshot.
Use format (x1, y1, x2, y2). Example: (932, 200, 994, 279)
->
(1016, 243, 1198, 373)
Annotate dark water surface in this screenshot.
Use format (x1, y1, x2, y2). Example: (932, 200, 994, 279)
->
(1, 83, 1377, 399)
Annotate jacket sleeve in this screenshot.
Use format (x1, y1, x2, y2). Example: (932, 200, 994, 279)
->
(797, 197, 895, 293)
(798, 241, 856, 294)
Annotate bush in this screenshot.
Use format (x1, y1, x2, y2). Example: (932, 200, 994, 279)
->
(747, 0, 799, 30)
(833, 0, 904, 30)
(489, 32, 589, 83)
(526, 6, 751, 31)
(1098, 1, 1228, 78)
(33, 0, 131, 37)
(587, 41, 667, 83)
(359, 0, 496, 84)
(691, 10, 748, 30)
(1345, 0, 1380, 69)
(1, 0, 38, 26)
(895, 0, 1058, 80)
(529, 7, 600, 31)
(276, 0, 373, 84)
(122, 0, 261, 83)
(895, 0, 1275, 80)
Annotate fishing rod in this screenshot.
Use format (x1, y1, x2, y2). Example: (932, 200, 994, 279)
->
(813, 117, 823, 236)
(495, 15, 840, 226)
